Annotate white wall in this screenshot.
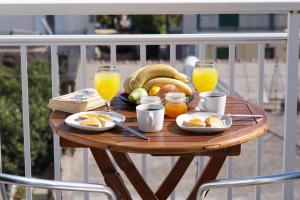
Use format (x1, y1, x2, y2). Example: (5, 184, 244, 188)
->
(0, 16, 35, 34)
(274, 14, 287, 29)
(61, 16, 90, 34)
(239, 14, 270, 29)
(198, 15, 218, 30)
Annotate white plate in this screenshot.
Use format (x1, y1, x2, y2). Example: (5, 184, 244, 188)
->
(176, 112, 232, 133)
(65, 111, 126, 132)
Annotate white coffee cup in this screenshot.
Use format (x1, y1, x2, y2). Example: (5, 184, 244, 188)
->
(199, 91, 227, 115)
(136, 104, 165, 132)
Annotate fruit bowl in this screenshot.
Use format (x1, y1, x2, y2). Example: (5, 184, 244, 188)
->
(119, 93, 194, 106)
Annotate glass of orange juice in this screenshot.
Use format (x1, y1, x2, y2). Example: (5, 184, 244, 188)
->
(192, 60, 218, 110)
(94, 66, 120, 112)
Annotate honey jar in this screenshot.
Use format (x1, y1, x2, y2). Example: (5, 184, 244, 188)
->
(165, 92, 187, 118)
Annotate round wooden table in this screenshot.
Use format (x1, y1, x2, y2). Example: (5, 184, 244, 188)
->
(50, 96, 268, 200)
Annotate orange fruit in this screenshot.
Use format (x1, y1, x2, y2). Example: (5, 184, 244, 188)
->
(148, 86, 161, 96)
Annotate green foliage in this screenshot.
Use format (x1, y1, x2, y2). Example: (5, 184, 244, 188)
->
(96, 15, 115, 28)
(0, 61, 53, 176)
(131, 15, 163, 34)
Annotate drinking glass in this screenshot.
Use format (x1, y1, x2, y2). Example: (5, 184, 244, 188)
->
(192, 60, 218, 110)
(94, 66, 120, 112)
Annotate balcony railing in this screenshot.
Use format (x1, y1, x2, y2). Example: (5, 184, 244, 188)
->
(0, 1, 299, 200)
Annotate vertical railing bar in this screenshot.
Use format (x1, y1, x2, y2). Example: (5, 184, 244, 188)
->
(199, 43, 206, 60)
(140, 44, 147, 180)
(20, 45, 32, 200)
(80, 45, 89, 200)
(196, 44, 206, 180)
(140, 44, 147, 65)
(170, 44, 176, 67)
(109, 44, 119, 169)
(170, 157, 176, 200)
(258, 44, 265, 106)
(0, 130, 9, 200)
(227, 43, 235, 200)
(170, 43, 176, 200)
(256, 43, 265, 200)
(51, 44, 62, 200)
(110, 44, 117, 65)
(229, 44, 235, 95)
(283, 11, 299, 200)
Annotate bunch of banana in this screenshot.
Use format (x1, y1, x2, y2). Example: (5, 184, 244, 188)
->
(123, 64, 192, 96)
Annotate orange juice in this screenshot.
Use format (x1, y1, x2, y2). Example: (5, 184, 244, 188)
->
(192, 62, 218, 92)
(94, 72, 120, 101)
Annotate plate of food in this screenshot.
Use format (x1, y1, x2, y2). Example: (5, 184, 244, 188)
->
(121, 63, 194, 105)
(65, 111, 126, 132)
(176, 112, 232, 133)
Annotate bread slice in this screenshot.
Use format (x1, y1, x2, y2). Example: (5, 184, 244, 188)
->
(183, 118, 206, 127)
(80, 117, 100, 127)
(78, 113, 99, 120)
(205, 116, 224, 128)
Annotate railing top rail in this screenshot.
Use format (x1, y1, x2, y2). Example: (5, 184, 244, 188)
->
(0, 33, 287, 46)
(0, 0, 300, 15)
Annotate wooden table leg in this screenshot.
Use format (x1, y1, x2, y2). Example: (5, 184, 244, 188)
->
(155, 156, 194, 200)
(187, 156, 227, 200)
(90, 148, 132, 200)
(110, 151, 159, 200)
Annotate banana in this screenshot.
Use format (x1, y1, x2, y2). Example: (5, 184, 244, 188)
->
(129, 66, 146, 90)
(123, 76, 132, 94)
(142, 77, 193, 96)
(134, 64, 188, 89)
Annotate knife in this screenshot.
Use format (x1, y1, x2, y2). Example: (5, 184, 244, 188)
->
(112, 120, 150, 141)
(225, 114, 263, 118)
(99, 114, 150, 141)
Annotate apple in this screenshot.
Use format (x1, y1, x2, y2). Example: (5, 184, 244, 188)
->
(157, 84, 179, 99)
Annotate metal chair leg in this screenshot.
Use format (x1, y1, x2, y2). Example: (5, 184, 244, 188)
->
(0, 183, 9, 200)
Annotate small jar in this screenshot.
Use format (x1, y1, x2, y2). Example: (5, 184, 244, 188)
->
(165, 92, 187, 118)
(139, 96, 162, 105)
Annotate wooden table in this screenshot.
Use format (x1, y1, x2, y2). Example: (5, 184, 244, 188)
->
(50, 96, 268, 200)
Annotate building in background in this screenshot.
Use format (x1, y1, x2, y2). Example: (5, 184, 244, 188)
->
(0, 15, 95, 94)
(0, 15, 94, 35)
(182, 14, 287, 60)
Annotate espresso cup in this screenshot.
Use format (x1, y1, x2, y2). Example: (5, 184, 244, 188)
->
(199, 91, 227, 115)
(136, 104, 165, 132)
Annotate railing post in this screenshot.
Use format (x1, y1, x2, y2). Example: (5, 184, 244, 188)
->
(256, 43, 265, 200)
(20, 45, 32, 200)
(227, 43, 235, 200)
(283, 11, 300, 200)
(51, 45, 62, 200)
(140, 44, 147, 181)
(0, 133, 8, 200)
(170, 44, 176, 200)
(196, 43, 206, 180)
(80, 45, 89, 200)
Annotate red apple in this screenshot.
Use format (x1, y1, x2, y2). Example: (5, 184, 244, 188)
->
(157, 84, 179, 99)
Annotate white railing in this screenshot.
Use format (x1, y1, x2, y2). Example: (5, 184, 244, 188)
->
(0, 1, 299, 200)
(0, 0, 300, 15)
